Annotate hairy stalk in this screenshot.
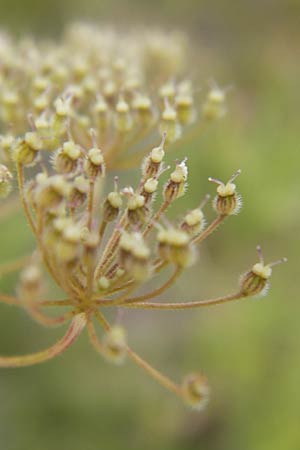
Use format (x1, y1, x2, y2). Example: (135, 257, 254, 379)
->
(121, 292, 246, 310)
(192, 215, 226, 245)
(93, 309, 181, 397)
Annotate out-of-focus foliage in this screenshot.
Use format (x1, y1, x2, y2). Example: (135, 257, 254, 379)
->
(0, 0, 299, 449)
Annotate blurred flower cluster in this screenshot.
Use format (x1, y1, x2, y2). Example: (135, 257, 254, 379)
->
(0, 23, 286, 410)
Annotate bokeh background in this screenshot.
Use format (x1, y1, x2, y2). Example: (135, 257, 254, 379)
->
(0, 1, 299, 449)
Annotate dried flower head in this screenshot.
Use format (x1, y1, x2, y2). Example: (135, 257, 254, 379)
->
(0, 24, 286, 410)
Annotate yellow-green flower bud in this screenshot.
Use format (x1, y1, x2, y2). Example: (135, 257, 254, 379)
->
(159, 81, 176, 101)
(160, 102, 180, 142)
(132, 94, 153, 125)
(163, 159, 188, 203)
(181, 373, 210, 410)
(157, 228, 196, 267)
(141, 177, 159, 205)
(209, 170, 242, 216)
(103, 190, 123, 223)
(125, 189, 148, 226)
(240, 246, 287, 297)
(181, 209, 205, 237)
(70, 175, 89, 208)
(202, 85, 227, 120)
(115, 98, 132, 132)
(52, 97, 71, 137)
(175, 91, 195, 125)
(85, 148, 105, 178)
(55, 223, 81, 263)
(119, 232, 151, 281)
(102, 326, 127, 365)
(35, 175, 71, 209)
(13, 132, 42, 166)
(98, 276, 110, 291)
(142, 134, 166, 180)
(53, 140, 82, 174)
(18, 264, 44, 303)
(94, 97, 110, 131)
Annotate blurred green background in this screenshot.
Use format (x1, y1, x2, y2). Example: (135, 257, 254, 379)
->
(0, 0, 299, 449)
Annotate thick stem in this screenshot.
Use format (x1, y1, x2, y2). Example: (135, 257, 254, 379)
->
(0, 313, 86, 367)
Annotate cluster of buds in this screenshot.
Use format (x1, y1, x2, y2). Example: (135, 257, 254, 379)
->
(0, 24, 286, 411)
(0, 24, 227, 180)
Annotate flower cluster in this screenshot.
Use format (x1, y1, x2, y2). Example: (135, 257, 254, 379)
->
(0, 24, 286, 410)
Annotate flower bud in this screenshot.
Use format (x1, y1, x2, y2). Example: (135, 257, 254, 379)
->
(35, 114, 51, 139)
(175, 92, 195, 125)
(53, 141, 82, 174)
(132, 94, 153, 125)
(0, 164, 13, 198)
(181, 209, 205, 237)
(141, 177, 159, 205)
(159, 81, 176, 102)
(181, 195, 210, 237)
(202, 85, 227, 120)
(102, 326, 127, 365)
(103, 80, 117, 102)
(119, 232, 151, 281)
(52, 97, 71, 136)
(157, 228, 196, 267)
(35, 175, 71, 209)
(209, 170, 242, 216)
(163, 159, 188, 203)
(34, 94, 50, 114)
(103, 190, 123, 223)
(32, 76, 50, 94)
(181, 373, 210, 410)
(18, 264, 44, 303)
(126, 192, 148, 226)
(94, 97, 110, 131)
(55, 223, 81, 263)
(70, 176, 89, 208)
(85, 147, 105, 178)
(98, 276, 110, 291)
(142, 134, 166, 180)
(114, 98, 132, 132)
(13, 132, 42, 166)
(240, 246, 287, 297)
(160, 102, 181, 142)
